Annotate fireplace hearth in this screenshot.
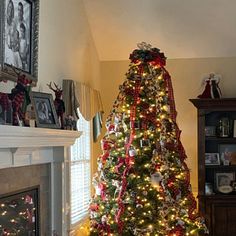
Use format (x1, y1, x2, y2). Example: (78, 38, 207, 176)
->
(0, 187, 39, 236)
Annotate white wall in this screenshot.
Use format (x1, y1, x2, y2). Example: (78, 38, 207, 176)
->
(37, 0, 100, 93)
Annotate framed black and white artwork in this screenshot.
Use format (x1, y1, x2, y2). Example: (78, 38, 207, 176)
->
(30, 92, 60, 129)
(0, 0, 39, 81)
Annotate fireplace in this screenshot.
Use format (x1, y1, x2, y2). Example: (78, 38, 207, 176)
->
(0, 125, 81, 235)
(0, 187, 39, 236)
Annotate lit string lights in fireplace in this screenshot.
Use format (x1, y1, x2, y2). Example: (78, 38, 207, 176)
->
(0, 193, 37, 235)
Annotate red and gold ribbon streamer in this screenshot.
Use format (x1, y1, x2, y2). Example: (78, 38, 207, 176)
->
(115, 81, 141, 233)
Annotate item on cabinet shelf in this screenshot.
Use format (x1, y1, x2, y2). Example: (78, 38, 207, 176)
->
(231, 182, 236, 191)
(219, 117, 230, 137)
(198, 73, 222, 99)
(219, 144, 236, 165)
(47, 82, 65, 129)
(205, 153, 220, 165)
(215, 172, 235, 193)
(231, 156, 236, 165)
(218, 185, 233, 194)
(233, 120, 236, 138)
(205, 183, 214, 195)
(205, 126, 216, 137)
(223, 159, 230, 166)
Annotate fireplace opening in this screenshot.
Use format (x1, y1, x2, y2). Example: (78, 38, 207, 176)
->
(0, 186, 39, 236)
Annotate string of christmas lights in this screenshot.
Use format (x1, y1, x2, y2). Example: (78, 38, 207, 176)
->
(0, 192, 37, 235)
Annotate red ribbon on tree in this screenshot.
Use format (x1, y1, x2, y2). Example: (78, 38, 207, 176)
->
(163, 68, 177, 122)
(100, 152, 109, 163)
(115, 81, 141, 233)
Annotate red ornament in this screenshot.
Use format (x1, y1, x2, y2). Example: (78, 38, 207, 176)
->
(101, 139, 115, 151)
(98, 183, 106, 201)
(108, 124, 115, 132)
(168, 225, 184, 236)
(90, 203, 99, 211)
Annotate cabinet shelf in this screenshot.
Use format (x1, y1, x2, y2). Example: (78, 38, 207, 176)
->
(199, 194, 236, 199)
(190, 98, 236, 236)
(205, 137, 236, 142)
(205, 165, 236, 170)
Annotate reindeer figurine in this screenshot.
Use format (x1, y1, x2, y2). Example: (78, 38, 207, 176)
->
(47, 82, 65, 129)
(0, 73, 31, 125)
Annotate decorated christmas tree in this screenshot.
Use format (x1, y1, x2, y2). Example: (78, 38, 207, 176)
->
(90, 43, 208, 236)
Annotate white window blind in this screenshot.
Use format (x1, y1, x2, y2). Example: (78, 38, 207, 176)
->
(71, 110, 91, 225)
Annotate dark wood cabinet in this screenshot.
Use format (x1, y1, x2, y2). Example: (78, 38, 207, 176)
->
(190, 98, 236, 236)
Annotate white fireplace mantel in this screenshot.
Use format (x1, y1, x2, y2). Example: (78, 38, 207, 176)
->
(0, 125, 82, 235)
(0, 125, 81, 148)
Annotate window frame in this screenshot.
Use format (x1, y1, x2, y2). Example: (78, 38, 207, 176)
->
(70, 111, 92, 229)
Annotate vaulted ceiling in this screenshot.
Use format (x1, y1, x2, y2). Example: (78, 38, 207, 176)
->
(83, 0, 236, 61)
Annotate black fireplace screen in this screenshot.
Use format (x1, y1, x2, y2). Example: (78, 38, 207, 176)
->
(0, 187, 39, 236)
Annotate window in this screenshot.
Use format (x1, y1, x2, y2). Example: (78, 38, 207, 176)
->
(71, 110, 91, 225)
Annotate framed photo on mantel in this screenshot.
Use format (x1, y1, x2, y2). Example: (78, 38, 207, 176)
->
(30, 92, 60, 129)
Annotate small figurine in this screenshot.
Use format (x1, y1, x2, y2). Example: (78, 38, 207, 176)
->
(64, 115, 77, 130)
(198, 73, 222, 99)
(47, 82, 65, 129)
(0, 73, 31, 125)
(10, 74, 32, 125)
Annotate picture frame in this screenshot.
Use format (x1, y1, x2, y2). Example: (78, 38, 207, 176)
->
(205, 126, 216, 137)
(205, 182, 214, 195)
(232, 181, 236, 191)
(30, 92, 60, 129)
(0, 0, 39, 81)
(130, 120, 140, 129)
(205, 153, 220, 165)
(215, 172, 234, 192)
(233, 120, 236, 138)
(219, 144, 236, 165)
(140, 139, 151, 147)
